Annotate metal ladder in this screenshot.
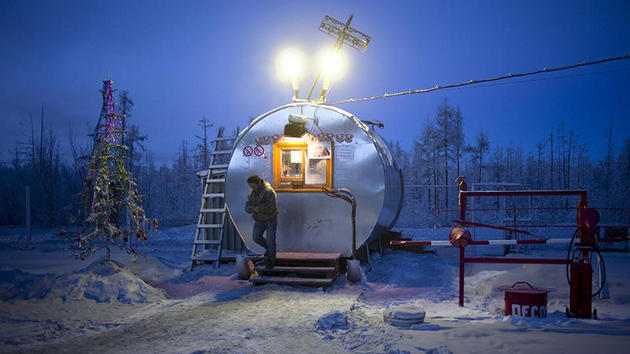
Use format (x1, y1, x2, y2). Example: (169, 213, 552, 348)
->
(190, 127, 237, 270)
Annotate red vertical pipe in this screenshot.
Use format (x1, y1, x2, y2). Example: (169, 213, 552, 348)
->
(459, 247, 465, 306)
(459, 192, 466, 307)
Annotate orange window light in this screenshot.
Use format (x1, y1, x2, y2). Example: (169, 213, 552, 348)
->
(273, 140, 333, 192)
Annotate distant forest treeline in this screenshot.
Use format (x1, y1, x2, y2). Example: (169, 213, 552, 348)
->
(393, 98, 630, 227)
(1, 97, 629, 227)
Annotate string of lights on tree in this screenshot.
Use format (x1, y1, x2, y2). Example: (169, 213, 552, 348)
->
(61, 79, 157, 261)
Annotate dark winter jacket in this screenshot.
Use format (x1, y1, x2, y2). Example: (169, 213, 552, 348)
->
(245, 181, 279, 222)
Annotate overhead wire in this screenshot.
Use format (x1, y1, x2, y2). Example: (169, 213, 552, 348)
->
(439, 67, 630, 92)
(328, 54, 630, 105)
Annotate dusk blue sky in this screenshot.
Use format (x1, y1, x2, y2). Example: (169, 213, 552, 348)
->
(1, 0, 629, 165)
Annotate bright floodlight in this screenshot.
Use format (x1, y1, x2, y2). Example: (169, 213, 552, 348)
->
(319, 50, 347, 80)
(276, 48, 304, 90)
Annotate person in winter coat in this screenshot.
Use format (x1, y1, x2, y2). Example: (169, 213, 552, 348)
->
(245, 174, 279, 267)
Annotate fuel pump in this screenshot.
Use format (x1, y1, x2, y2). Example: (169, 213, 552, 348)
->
(566, 207, 605, 319)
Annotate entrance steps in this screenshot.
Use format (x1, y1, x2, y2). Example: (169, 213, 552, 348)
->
(249, 252, 342, 290)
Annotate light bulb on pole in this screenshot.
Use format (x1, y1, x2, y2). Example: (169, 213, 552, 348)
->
(276, 48, 304, 100)
(318, 50, 346, 101)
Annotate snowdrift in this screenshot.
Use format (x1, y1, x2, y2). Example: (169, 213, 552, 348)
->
(0, 258, 165, 304)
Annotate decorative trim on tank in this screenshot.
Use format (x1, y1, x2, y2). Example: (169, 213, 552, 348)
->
(255, 132, 353, 145)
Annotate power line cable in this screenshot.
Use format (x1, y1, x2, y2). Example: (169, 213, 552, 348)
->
(328, 54, 630, 105)
(440, 66, 630, 92)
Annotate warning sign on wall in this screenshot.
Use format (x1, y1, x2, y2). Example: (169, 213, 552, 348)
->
(308, 140, 332, 159)
(335, 145, 355, 162)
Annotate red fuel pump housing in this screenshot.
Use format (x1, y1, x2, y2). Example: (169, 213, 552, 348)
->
(568, 207, 600, 318)
(569, 260, 593, 318)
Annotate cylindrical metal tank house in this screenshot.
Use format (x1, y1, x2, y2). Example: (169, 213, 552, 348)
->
(225, 103, 403, 257)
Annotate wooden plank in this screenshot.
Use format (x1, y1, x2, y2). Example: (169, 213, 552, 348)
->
(191, 254, 219, 261)
(191, 254, 236, 262)
(209, 164, 229, 169)
(249, 275, 335, 287)
(206, 178, 226, 184)
(211, 136, 236, 142)
(200, 208, 225, 213)
(198, 224, 223, 229)
(203, 193, 225, 198)
(275, 252, 342, 261)
(255, 266, 336, 274)
(193, 239, 221, 245)
(211, 150, 233, 155)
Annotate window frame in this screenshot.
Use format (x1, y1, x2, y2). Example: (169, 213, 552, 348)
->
(272, 140, 333, 192)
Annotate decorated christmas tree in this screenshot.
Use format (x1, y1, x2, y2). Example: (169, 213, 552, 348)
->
(64, 79, 156, 261)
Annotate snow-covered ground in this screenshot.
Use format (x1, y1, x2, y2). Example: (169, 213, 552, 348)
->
(1, 226, 630, 353)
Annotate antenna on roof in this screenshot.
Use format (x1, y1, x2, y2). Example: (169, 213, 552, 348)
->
(306, 14, 371, 102)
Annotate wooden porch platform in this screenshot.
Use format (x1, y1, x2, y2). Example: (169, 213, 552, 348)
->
(249, 252, 342, 290)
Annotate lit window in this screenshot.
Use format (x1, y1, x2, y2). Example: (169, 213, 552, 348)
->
(273, 139, 333, 192)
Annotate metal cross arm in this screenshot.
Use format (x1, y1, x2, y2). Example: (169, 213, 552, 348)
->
(319, 15, 371, 52)
(307, 14, 371, 102)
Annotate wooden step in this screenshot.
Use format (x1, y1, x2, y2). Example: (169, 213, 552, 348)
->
(196, 169, 228, 179)
(209, 164, 229, 169)
(206, 178, 226, 184)
(200, 208, 225, 213)
(191, 250, 239, 263)
(193, 239, 221, 245)
(191, 254, 219, 262)
(211, 150, 233, 155)
(249, 275, 337, 288)
(198, 224, 223, 229)
(255, 266, 337, 278)
(191, 254, 236, 262)
(275, 252, 342, 261)
(274, 252, 342, 267)
(203, 193, 225, 198)
(211, 136, 236, 142)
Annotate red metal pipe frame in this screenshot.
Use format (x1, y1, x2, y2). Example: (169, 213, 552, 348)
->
(458, 249, 569, 306)
(453, 219, 546, 238)
(460, 189, 588, 199)
(464, 257, 568, 265)
(472, 239, 550, 245)
(458, 190, 588, 226)
(433, 223, 630, 229)
(457, 189, 588, 307)
(390, 237, 630, 307)
(396, 189, 625, 310)
(390, 237, 630, 247)
(459, 247, 465, 306)
(436, 206, 585, 213)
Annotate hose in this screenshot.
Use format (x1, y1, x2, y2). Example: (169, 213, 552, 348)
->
(566, 227, 607, 299)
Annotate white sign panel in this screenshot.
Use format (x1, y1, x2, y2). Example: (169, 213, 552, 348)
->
(308, 140, 332, 160)
(335, 145, 355, 162)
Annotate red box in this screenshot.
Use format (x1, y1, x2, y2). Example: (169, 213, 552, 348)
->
(498, 282, 554, 318)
